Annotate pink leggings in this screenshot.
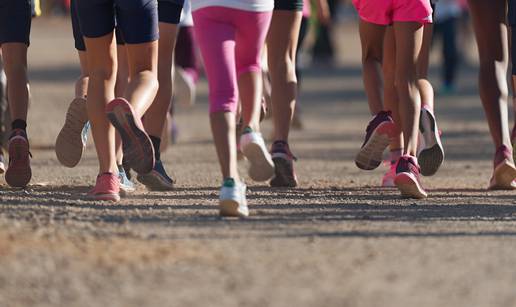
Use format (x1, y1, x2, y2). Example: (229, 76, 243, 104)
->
(193, 7, 272, 113)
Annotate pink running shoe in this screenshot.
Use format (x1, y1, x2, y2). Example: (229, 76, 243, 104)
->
(5, 129, 32, 188)
(106, 98, 155, 174)
(87, 172, 120, 201)
(488, 145, 516, 190)
(394, 155, 428, 199)
(355, 111, 395, 170)
(381, 161, 396, 188)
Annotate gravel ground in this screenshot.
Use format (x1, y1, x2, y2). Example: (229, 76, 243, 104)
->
(0, 18, 515, 307)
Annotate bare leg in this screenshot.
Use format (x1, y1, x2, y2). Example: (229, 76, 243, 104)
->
(76, 50, 89, 98)
(115, 45, 129, 97)
(238, 72, 262, 132)
(83, 33, 118, 174)
(417, 24, 434, 111)
(383, 26, 403, 152)
(393, 22, 424, 156)
(115, 45, 129, 166)
(267, 10, 302, 142)
(144, 23, 178, 138)
(124, 41, 159, 116)
(2, 43, 29, 122)
(468, 0, 511, 152)
(359, 20, 385, 115)
(211, 111, 240, 181)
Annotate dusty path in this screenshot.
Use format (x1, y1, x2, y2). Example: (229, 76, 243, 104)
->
(0, 18, 515, 307)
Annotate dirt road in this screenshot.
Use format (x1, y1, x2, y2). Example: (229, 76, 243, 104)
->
(0, 18, 515, 307)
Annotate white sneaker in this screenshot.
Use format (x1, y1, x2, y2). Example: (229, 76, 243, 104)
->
(219, 179, 248, 217)
(240, 131, 274, 182)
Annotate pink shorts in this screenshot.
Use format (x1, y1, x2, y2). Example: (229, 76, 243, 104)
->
(353, 0, 432, 26)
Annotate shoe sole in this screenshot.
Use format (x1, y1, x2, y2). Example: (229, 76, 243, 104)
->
(87, 193, 121, 202)
(137, 172, 174, 191)
(394, 172, 428, 199)
(270, 156, 298, 187)
(488, 160, 516, 190)
(5, 136, 32, 188)
(106, 99, 155, 174)
(419, 109, 444, 176)
(355, 122, 394, 170)
(55, 97, 89, 168)
(219, 199, 249, 217)
(242, 142, 275, 182)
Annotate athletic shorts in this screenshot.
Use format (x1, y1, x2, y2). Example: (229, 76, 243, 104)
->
(510, 0, 516, 75)
(274, 0, 303, 11)
(509, 0, 516, 27)
(75, 0, 159, 45)
(71, 0, 126, 50)
(353, 0, 433, 26)
(0, 0, 32, 45)
(158, 0, 184, 24)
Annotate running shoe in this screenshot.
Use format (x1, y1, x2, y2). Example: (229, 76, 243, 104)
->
(5, 129, 32, 188)
(394, 155, 427, 199)
(0, 148, 6, 174)
(174, 67, 196, 106)
(381, 161, 396, 188)
(219, 178, 248, 217)
(355, 111, 395, 170)
(488, 145, 516, 190)
(55, 97, 89, 168)
(106, 98, 155, 174)
(270, 141, 298, 187)
(87, 172, 120, 202)
(137, 160, 175, 191)
(118, 166, 135, 196)
(240, 128, 275, 182)
(418, 107, 444, 176)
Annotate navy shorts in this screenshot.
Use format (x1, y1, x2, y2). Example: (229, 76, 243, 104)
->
(75, 0, 159, 45)
(71, 0, 126, 51)
(0, 0, 31, 45)
(509, 0, 516, 75)
(509, 0, 516, 27)
(158, 0, 184, 24)
(274, 0, 303, 11)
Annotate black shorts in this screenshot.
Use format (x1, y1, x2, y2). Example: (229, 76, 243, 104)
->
(509, 0, 516, 27)
(0, 0, 31, 45)
(158, 0, 184, 24)
(274, 0, 303, 11)
(76, 0, 159, 45)
(71, 0, 126, 50)
(509, 0, 516, 75)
